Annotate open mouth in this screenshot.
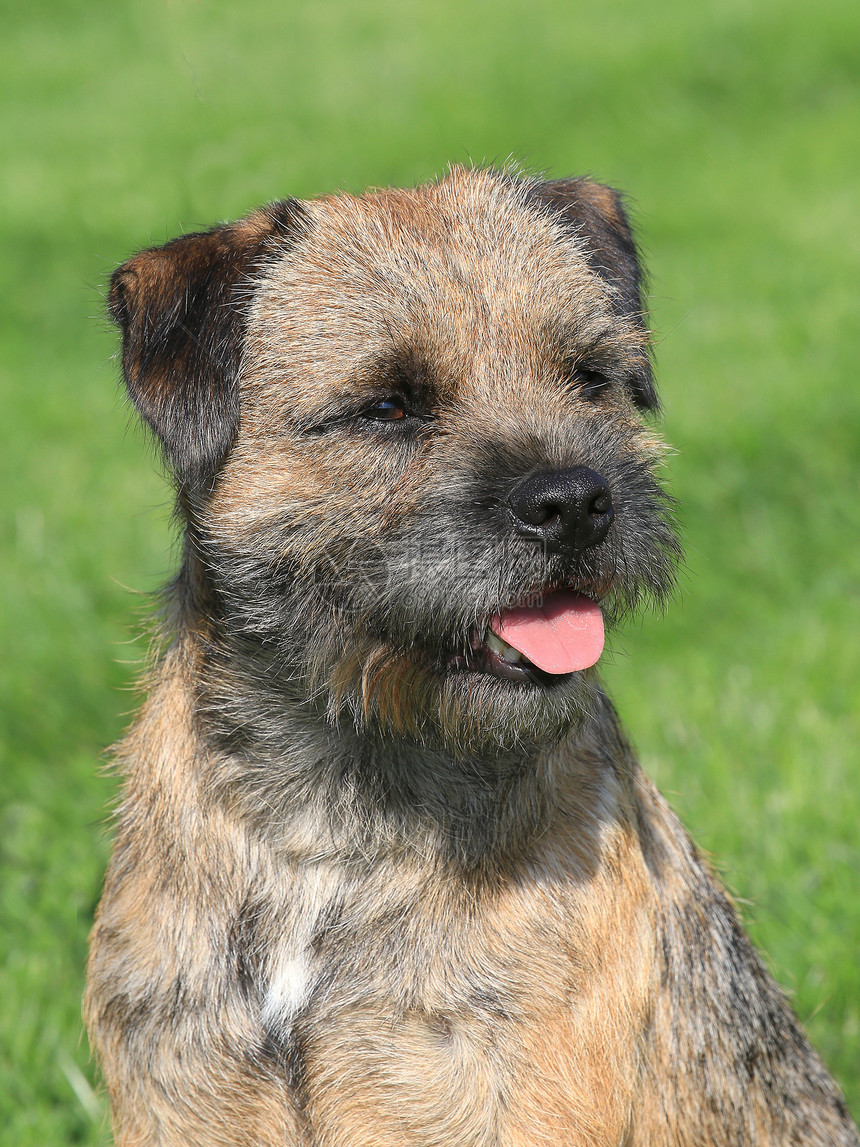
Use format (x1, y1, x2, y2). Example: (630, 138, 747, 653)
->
(452, 590, 606, 685)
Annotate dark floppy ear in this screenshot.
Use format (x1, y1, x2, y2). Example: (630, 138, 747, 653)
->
(530, 178, 657, 411)
(108, 199, 306, 488)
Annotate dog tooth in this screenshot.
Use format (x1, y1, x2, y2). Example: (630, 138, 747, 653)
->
(486, 630, 508, 655)
(486, 630, 522, 663)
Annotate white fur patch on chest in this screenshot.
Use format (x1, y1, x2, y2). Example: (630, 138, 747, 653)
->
(262, 948, 314, 1034)
(259, 868, 340, 1038)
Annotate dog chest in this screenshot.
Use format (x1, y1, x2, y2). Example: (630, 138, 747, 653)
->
(253, 831, 654, 1146)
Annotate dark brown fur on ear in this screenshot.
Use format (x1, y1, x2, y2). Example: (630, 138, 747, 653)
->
(109, 199, 307, 488)
(530, 178, 657, 411)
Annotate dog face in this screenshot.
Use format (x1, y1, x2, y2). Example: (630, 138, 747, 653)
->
(111, 169, 678, 755)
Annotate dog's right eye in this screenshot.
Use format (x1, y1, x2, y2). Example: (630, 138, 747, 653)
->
(360, 397, 408, 422)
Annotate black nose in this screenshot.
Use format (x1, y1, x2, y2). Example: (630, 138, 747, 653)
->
(508, 467, 614, 554)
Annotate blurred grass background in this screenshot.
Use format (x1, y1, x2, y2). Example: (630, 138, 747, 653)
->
(1, 0, 858, 1140)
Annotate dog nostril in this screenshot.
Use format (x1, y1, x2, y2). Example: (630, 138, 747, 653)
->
(517, 499, 556, 528)
(589, 490, 612, 518)
(533, 505, 561, 527)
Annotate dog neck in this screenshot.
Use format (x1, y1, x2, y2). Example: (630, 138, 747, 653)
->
(152, 547, 632, 876)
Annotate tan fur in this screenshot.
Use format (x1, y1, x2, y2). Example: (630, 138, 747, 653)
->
(86, 168, 857, 1145)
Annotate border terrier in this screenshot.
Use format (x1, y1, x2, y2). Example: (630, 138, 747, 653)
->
(85, 167, 857, 1145)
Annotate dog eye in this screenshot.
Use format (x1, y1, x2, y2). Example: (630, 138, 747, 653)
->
(572, 366, 611, 398)
(361, 397, 407, 421)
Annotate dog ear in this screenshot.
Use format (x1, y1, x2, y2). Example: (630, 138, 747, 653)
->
(108, 200, 306, 488)
(531, 179, 657, 411)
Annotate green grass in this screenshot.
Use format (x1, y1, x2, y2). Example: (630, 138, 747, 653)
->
(1, 0, 858, 1139)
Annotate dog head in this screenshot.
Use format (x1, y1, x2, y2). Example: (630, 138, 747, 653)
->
(111, 168, 678, 755)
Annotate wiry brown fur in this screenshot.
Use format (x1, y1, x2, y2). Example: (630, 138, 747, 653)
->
(86, 168, 857, 1145)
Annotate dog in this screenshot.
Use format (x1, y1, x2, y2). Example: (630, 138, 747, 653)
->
(85, 167, 858, 1145)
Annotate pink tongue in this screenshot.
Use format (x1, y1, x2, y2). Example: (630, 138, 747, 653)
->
(490, 591, 604, 674)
